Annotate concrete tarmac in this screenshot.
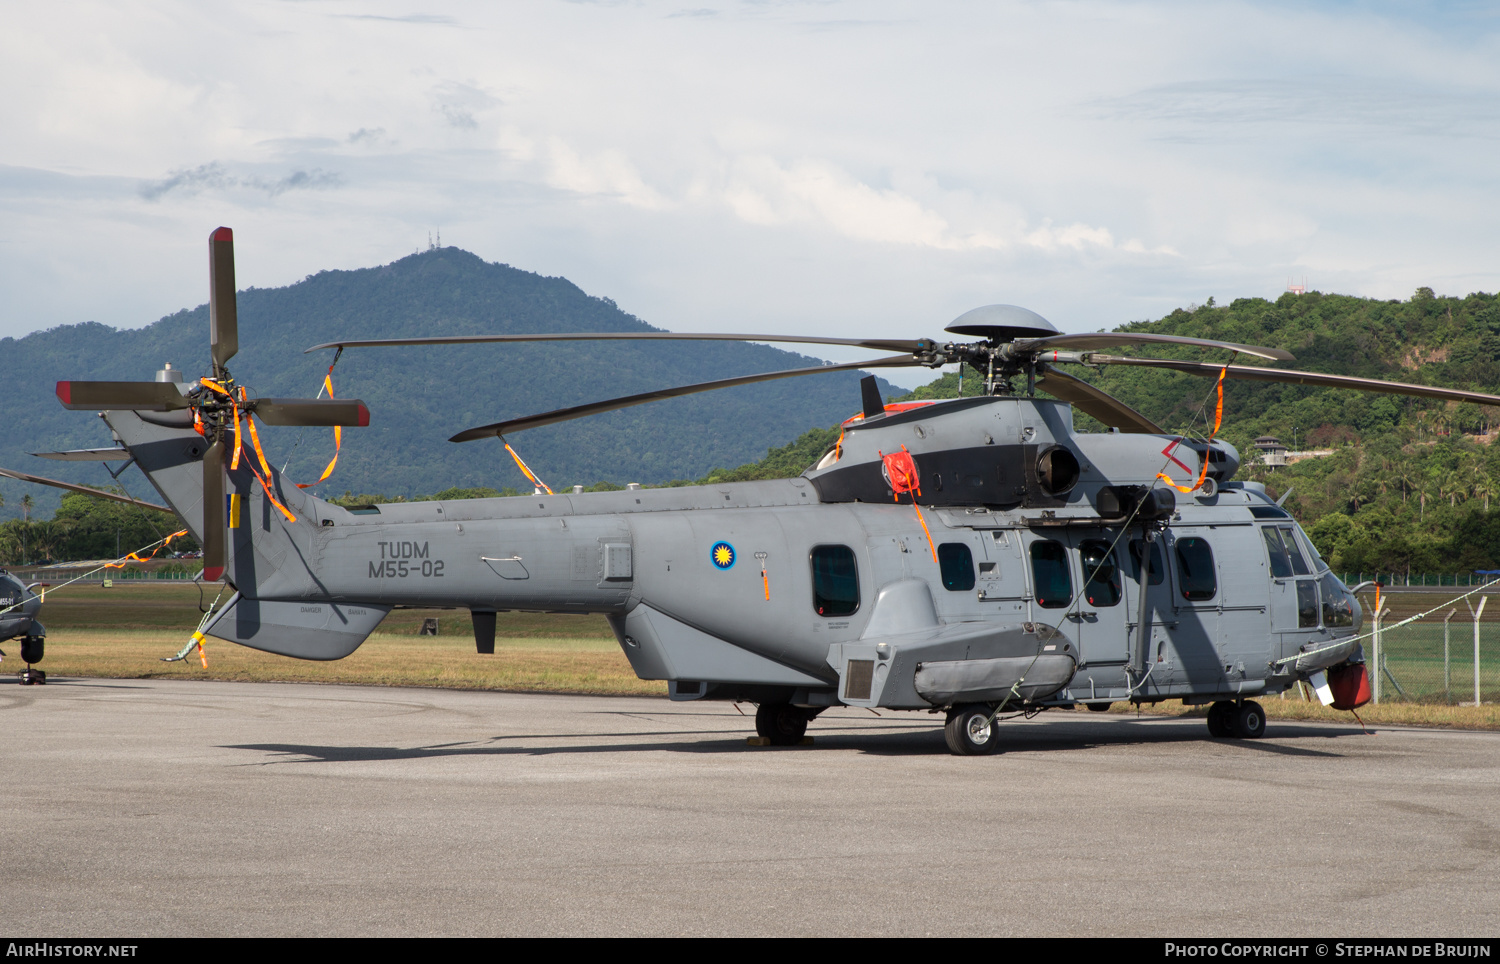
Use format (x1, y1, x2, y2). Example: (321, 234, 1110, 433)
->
(3, 676, 1499, 937)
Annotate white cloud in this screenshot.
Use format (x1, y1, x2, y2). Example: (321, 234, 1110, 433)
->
(1, 0, 1498, 351)
(544, 139, 670, 209)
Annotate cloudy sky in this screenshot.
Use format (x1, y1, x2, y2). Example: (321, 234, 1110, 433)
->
(3, 0, 1498, 387)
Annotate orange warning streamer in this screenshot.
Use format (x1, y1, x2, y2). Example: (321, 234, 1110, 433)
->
(244, 413, 298, 523)
(1157, 363, 1229, 494)
(296, 368, 342, 489)
(104, 528, 191, 569)
(504, 441, 553, 495)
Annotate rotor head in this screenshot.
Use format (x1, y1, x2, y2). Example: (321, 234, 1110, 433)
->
(944, 305, 1060, 343)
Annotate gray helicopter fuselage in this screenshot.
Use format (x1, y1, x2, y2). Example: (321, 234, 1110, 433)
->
(0, 570, 44, 644)
(104, 393, 1361, 712)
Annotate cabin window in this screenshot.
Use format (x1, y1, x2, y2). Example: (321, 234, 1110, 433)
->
(1174, 537, 1217, 601)
(1029, 540, 1072, 609)
(1297, 580, 1319, 628)
(810, 545, 860, 616)
(1079, 540, 1122, 607)
(937, 543, 976, 592)
(1262, 527, 1293, 578)
(1127, 539, 1165, 586)
(1278, 526, 1311, 576)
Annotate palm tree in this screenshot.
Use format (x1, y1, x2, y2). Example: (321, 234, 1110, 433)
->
(20, 494, 33, 522)
(1476, 467, 1495, 513)
(1395, 462, 1417, 504)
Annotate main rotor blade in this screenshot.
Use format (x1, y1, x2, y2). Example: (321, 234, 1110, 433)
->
(450, 355, 918, 442)
(250, 398, 371, 427)
(1018, 332, 1293, 362)
(0, 466, 172, 512)
(31, 447, 133, 461)
(202, 440, 226, 582)
(56, 381, 192, 411)
(1034, 365, 1164, 434)
(306, 331, 930, 355)
(1090, 355, 1500, 406)
(209, 226, 238, 373)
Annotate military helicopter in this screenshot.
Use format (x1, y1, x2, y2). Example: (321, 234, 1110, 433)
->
(24, 227, 1500, 753)
(0, 569, 47, 684)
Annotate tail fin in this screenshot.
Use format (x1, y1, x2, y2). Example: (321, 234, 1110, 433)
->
(106, 409, 315, 590)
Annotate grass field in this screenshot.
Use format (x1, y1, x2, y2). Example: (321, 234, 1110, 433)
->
(15, 583, 1500, 730)
(20, 582, 660, 695)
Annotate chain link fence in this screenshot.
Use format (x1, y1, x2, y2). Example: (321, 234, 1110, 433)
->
(1351, 588, 1500, 705)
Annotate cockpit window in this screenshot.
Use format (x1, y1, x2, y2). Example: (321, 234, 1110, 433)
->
(1279, 526, 1311, 576)
(1320, 573, 1355, 627)
(1262, 527, 1293, 579)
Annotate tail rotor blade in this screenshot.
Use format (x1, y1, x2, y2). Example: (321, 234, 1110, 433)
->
(209, 227, 238, 373)
(250, 398, 370, 427)
(202, 440, 226, 582)
(56, 381, 193, 411)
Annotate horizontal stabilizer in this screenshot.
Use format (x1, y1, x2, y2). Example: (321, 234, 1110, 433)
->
(204, 594, 390, 660)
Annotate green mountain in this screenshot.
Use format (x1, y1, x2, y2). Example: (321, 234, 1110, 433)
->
(0, 247, 897, 517)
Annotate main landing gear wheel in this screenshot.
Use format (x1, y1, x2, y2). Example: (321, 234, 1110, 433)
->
(755, 702, 809, 746)
(1233, 700, 1266, 739)
(1085, 702, 1113, 712)
(19, 667, 45, 685)
(1206, 700, 1235, 737)
(944, 704, 1001, 756)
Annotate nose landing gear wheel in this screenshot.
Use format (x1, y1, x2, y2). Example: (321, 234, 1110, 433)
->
(18, 636, 45, 685)
(944, 704, 1001, 756)
(755, 702, 809, 746)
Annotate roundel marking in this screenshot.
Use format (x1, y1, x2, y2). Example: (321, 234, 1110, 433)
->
(710, 541, 736, 570)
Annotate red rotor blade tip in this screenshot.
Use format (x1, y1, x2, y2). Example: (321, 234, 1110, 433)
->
(202, 566, 224, 582)
(56, 381, 72, 404)
(211, 226, 233, 242)
(357, 403, 370, 427)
